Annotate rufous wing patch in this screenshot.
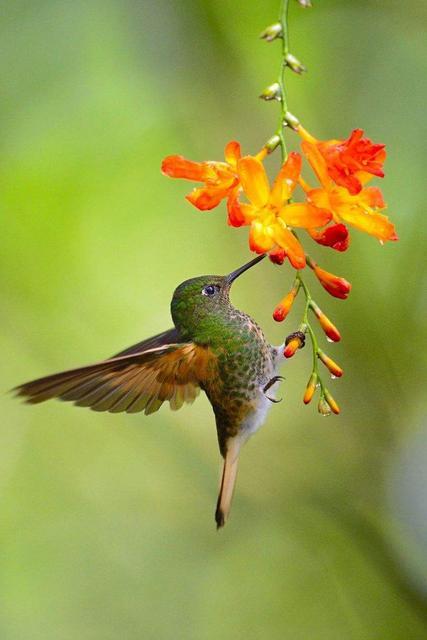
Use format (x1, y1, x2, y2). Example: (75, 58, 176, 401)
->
(14, 343, 215, 416)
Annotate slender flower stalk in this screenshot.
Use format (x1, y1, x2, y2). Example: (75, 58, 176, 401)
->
(265, 0, 340, 413)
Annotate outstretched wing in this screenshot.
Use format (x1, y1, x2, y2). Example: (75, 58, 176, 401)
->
(14, 338, 214, 415)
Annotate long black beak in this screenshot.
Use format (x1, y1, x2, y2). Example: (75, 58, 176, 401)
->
(226, 254, 266, 285)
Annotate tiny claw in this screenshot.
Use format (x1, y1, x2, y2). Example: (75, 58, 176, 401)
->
(263, 375, 285, 403)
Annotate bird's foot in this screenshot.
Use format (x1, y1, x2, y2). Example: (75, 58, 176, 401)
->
(263, 375, 285, 403)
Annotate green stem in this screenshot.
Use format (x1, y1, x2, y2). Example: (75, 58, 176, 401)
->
(272, 0, 328, 406)
(277, 0, 289, 162)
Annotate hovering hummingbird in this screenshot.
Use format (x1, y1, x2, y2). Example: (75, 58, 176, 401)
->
(15, 254, 286, 528)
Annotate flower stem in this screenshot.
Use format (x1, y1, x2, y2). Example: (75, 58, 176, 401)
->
(273, 0, 329, 405)
(277, 0, 290, 163)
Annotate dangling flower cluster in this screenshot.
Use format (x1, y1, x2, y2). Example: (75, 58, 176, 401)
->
(162, 128, 396, 268)
(161, 0, 398, 416)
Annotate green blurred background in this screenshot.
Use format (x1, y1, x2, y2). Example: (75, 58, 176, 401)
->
(1, 1, 426, 638)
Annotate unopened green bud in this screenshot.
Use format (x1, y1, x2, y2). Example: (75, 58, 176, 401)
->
(318, 396, 332, 416)
(285, 52, 307, 75)
(283, 111, 300, 130)
(260, 23, 283, 42)
(264, 135, 281, 153)
(259, 82, 282, 102)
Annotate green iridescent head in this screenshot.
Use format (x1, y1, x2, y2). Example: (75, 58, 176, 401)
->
(170, 254, 265, 342)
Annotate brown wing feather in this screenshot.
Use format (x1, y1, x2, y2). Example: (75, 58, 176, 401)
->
(14, 343, 214, 415)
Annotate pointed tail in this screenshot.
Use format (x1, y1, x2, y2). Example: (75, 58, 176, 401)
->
(215, 439, 241, 529)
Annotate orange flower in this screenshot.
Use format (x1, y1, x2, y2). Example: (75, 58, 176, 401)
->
(298, 132, 397, 243)
(161, 141, 244, 211)
(231, 152, 332, 269)
(298, 126, 386, 195)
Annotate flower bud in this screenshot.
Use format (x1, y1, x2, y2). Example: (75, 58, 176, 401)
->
(260, 23, 283, 42)
(309, 223, 349, 252)
(324, 389, 340, 415)
(284, 331, 305, 358)
(269, 246, 286, 265)
(303, 373, 317, 404)
(318, 349, 343, 377)
(283, 111, 300, 131)
(310, 302, 341, 342)
(298, 0, 312, 7)
(285, 52, 307, 75)
(319, 314, 341, 342)
(318, 396, 331, 416)
(273, 285, 299, 322)
(313, 264, 351, 300)
(264, 135, 281, 154)
(259, 82, 282, 101)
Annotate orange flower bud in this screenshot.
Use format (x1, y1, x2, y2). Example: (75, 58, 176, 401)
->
(284, 331, 305, 358)
(319, 314, 341, 342)
(313, 264, 351, 300)
(318, 350, 343, 377)
(310, 303, 341, 342)
(269, 247, 287, 265)
(273, 285, 299, 322)
(303, 373, 317, 404)
(284, 338, 300, 358)
(309, 223, 349, 252)
(324, 389, 340, 415)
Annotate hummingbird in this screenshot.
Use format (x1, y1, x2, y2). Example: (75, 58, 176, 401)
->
(14, 254, 286, 528)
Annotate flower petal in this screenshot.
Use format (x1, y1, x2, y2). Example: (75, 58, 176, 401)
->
(186, 185, 229, 210)
(270, 152, 302, 206)
(237, 156, 270, 207)
(337, 207, 397, 241)
(280, 203, 332, 228)
(161, 155, 214, 182)
(306, 188, 331, 210)
(249, 221, 275, 253)
(224, 141, 241, 167)
(273, 221, 306, 269)
(301, 141, 333, 189)
(359, 186, 385, 208)
(227, 191, 254, 227)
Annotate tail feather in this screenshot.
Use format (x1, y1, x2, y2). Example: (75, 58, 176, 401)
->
(215, 440, 241, 529)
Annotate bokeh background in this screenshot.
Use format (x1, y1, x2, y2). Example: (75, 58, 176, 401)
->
(1, 0, 426, 638)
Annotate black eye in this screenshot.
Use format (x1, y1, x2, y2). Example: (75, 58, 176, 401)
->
(202, 284, 219, 297)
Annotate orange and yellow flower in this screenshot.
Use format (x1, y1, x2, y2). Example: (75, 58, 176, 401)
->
(161, 141, 247, 211)
(298, 126, 386, 195)
(297, 126, 397, 243)
(230, 152, 331, 269)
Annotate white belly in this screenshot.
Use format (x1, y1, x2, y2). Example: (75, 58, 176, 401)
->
(240, 358, 282, 440)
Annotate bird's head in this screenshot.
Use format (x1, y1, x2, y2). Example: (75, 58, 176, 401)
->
(171, 254, 265, 341)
